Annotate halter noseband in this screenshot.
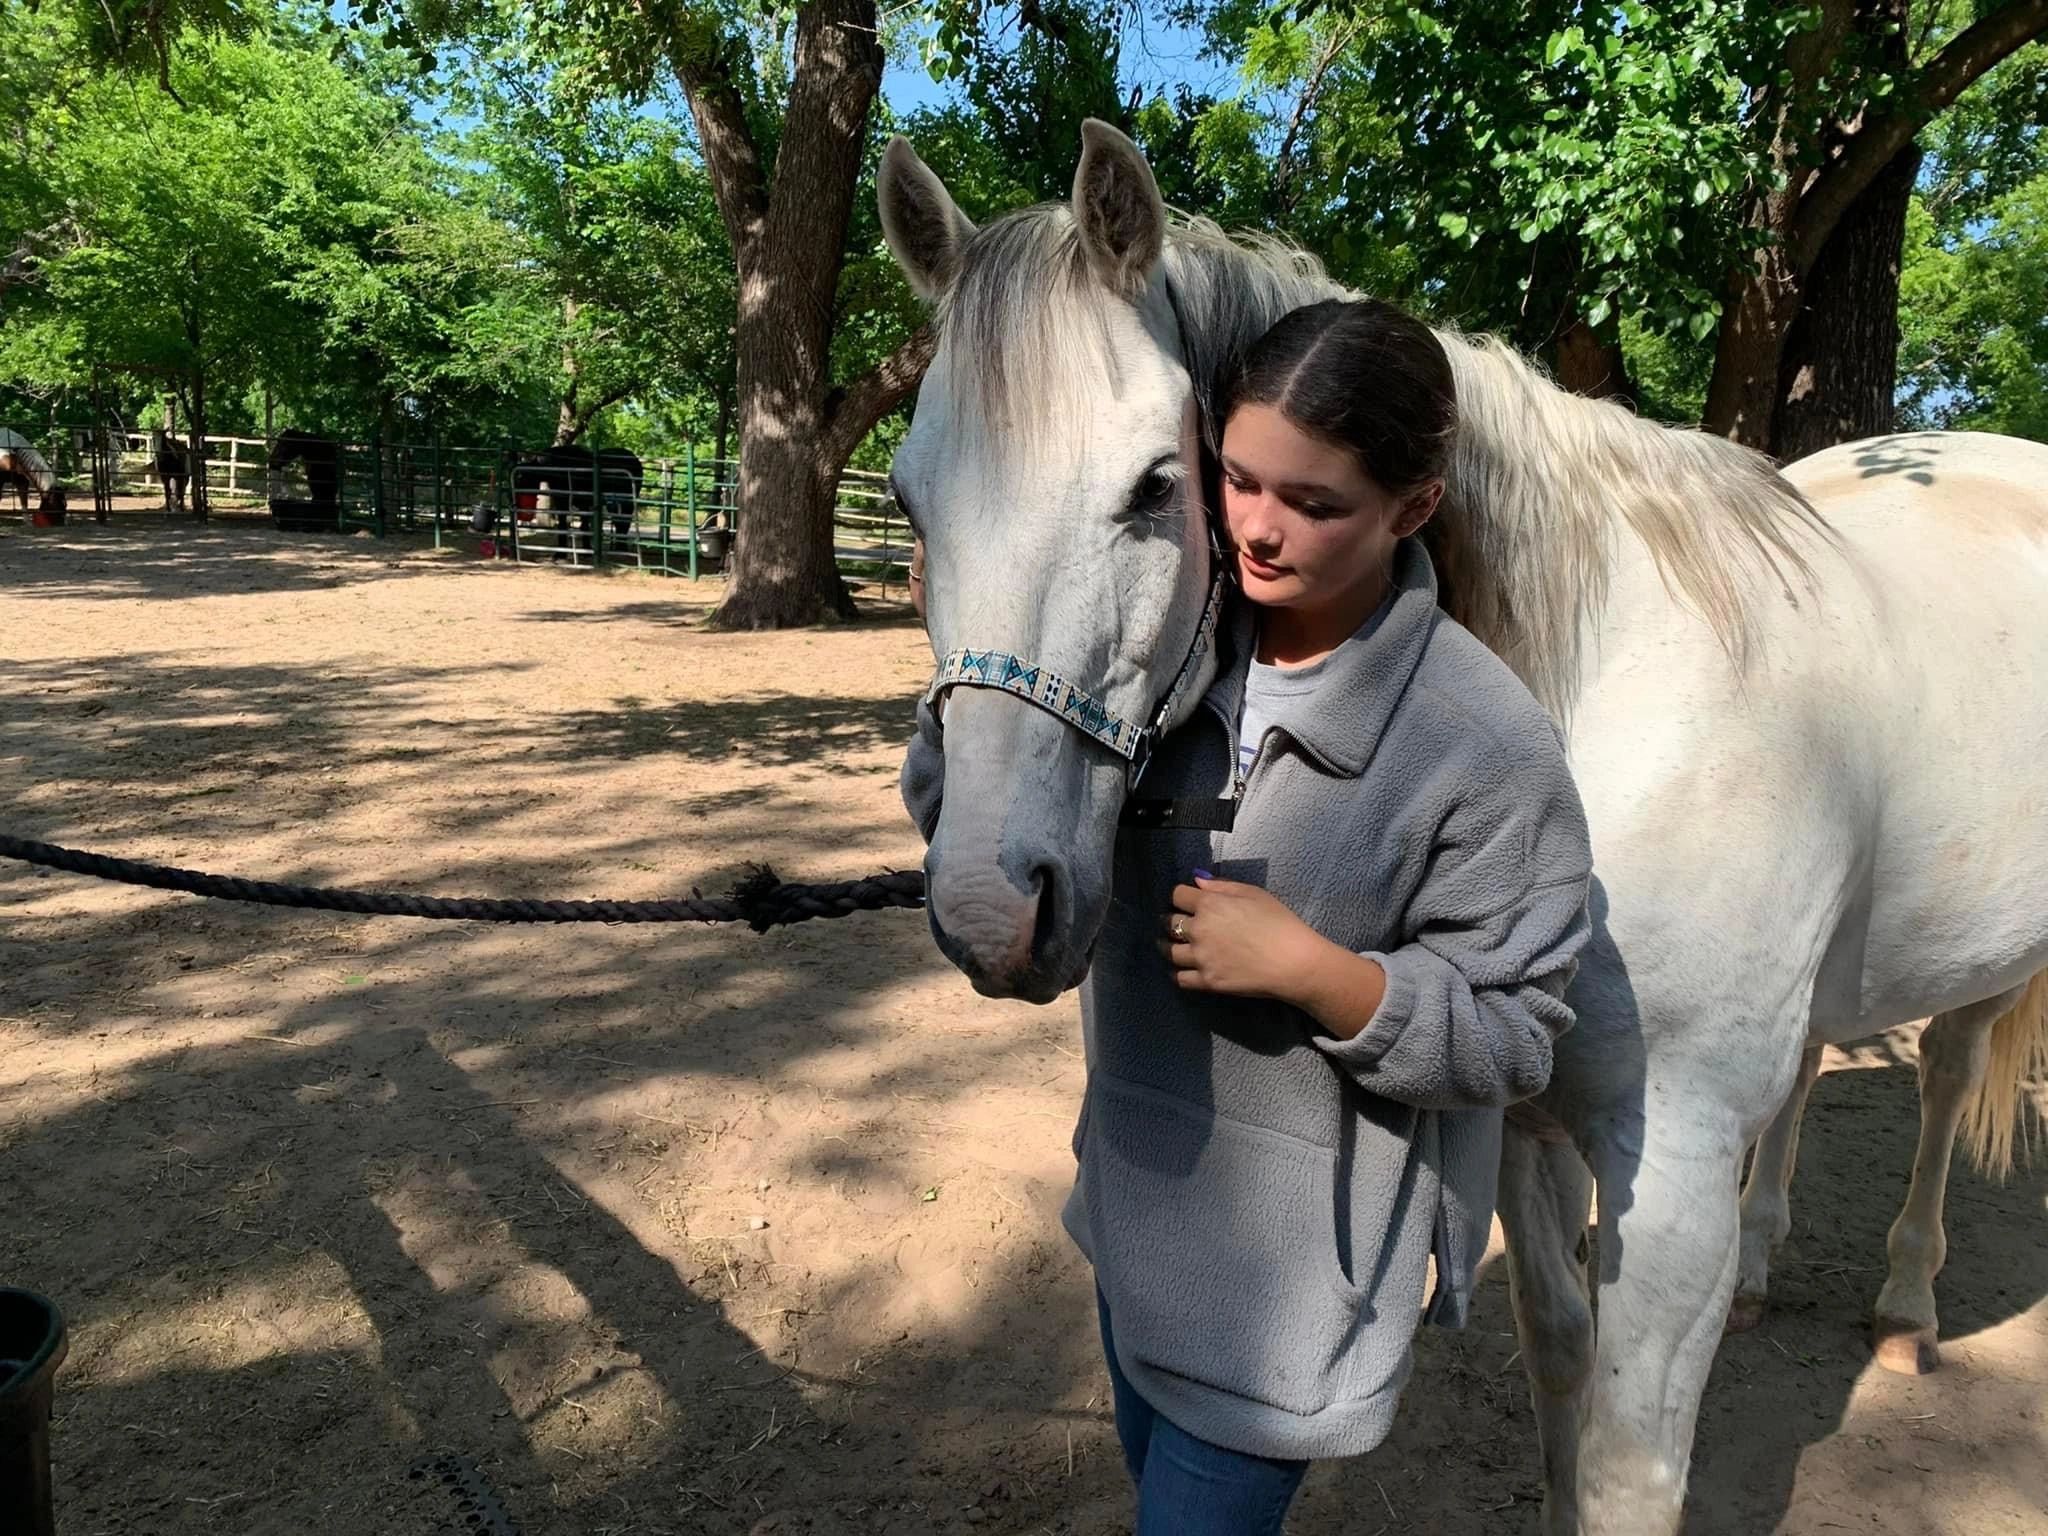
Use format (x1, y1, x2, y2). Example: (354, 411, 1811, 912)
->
(921, 273, 1228, 790)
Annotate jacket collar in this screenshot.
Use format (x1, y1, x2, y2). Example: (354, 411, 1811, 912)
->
(1207, 537, 1441, 780)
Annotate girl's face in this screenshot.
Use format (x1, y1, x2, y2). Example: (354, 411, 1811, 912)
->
(1218, 402, 1440, 617)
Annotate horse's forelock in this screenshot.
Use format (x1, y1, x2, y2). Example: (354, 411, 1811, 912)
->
(935, 205, 1122, 449)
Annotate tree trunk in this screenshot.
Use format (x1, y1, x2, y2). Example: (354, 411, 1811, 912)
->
(555, 296, 582, 446)
(707, 0, 885, 628)
(1553, 317, 1637, 406)
(1700, 0, 2048, 447)
(714, 376, 732, 468)
(657, 0, 944, 626)
(1702, 238, 1804, 449)
(1770, 139, 1922, 464)
(722, 395, 851, 626)
(187, 366, 209, 521)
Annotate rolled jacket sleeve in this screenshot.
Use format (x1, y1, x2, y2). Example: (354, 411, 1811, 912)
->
(1315, 773, 1592, 1109)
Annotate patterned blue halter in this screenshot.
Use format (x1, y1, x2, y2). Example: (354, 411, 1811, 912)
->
(923, 553, 1226, 783)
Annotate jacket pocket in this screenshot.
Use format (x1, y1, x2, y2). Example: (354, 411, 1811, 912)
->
(1085, 1074, 1366, 1418)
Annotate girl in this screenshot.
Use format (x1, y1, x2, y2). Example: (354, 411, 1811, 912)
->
(907, 298, 1593, 1533)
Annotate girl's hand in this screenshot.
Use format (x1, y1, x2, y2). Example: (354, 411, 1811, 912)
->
(1164, 873, 1321, 1000)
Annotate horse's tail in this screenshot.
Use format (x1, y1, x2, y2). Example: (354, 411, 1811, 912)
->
(1961, 968, 2048, 1179)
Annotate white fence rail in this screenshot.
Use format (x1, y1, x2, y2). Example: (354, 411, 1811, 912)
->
(94, 432, 270, 502)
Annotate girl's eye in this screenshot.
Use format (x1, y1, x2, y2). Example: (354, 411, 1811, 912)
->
(1224, 474, 1256, 495)
(1297, 501, 1344, 521)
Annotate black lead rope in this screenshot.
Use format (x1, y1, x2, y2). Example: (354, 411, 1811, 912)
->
(0, 834, 926, 931)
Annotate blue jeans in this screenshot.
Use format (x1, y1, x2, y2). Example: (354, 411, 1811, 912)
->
(1096, 1289, 1309, 1535)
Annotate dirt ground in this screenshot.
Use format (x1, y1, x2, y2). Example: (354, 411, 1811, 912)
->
(3, 517, 2044, 1536)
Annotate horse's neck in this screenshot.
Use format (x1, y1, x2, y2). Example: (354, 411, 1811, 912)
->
(1166, 235, 1344, 426)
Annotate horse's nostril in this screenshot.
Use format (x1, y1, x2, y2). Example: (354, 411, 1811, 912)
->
(1028, 863, 1060, 961)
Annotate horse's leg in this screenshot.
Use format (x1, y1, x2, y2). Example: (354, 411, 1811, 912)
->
(1870, 989, 2015, 1374)
(1728, 1040, 1825, 1332)
(1501, 1120, 1596, 1536)
(1578, 1103, 1755, 1536)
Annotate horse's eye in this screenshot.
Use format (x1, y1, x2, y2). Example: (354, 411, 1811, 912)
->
(1128, 464, 1181, 516)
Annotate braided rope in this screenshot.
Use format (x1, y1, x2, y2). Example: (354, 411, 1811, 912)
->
(0, 835, 926, 932)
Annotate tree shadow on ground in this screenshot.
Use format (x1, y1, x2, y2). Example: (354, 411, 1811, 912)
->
(0, 520, 455, 602)
(0, 651, 913, 874)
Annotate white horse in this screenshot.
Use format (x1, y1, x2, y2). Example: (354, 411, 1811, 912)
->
(878, 121, 2048, 1534)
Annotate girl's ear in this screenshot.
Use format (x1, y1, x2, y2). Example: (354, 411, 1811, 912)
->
(1393, 478, 1444, 538)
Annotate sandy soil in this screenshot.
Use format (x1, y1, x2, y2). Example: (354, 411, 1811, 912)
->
(2, 517, 2044, 1536)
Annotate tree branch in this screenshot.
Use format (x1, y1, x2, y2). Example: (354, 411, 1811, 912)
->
(820, 325, 937, 470)
(1275, 25, 1358, 211)
(766, 0, 883, 255)
(1792, 0, 2048, 270)
(649, 3, 768, 265)
(1017, 0, 1077, 45)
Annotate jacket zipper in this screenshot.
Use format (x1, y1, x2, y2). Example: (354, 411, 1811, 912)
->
(1201, 690, 1269, 824)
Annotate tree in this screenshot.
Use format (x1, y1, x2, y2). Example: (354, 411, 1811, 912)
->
(1700, 0, 2048, 448)
(4, 21, 319, 514)
(1895, 28, 2048, 434)
(1896, 50, 2048, 437)
(1233, 1, 1783, 396)
(1240, 0, 2048, 449)
(447, 55, 738, 448)
(5, 5, 728, 455)
(381, 0, 937, 625)
(1768, 1, 1922, 462)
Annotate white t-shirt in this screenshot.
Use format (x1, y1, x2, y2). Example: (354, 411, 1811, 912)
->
(1233, 597, 1396, 787)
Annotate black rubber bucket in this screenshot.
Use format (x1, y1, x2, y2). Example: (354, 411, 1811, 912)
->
(0, 1288, 67, 1536)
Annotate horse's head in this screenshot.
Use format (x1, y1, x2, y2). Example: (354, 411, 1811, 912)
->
(880, 121, 1222, 1002)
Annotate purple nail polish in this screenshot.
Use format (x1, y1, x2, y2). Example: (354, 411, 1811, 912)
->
(1193, 868, 1213, 880)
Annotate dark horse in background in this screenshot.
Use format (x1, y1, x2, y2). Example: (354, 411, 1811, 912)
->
(153, 433, 190, 514)
(267, 430, 342, 532)
(485, 444, 644, 546)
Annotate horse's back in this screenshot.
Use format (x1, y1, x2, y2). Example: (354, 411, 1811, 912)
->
(1783, 429, 2048, 530)
(1784, 431, 2048, 1034)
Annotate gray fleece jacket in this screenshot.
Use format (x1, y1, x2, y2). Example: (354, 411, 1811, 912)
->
(901, 538, 1592, 1461)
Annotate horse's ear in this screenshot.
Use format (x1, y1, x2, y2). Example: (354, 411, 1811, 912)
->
(1071, 119, 1164, 299)
(879, 136, 976, 302)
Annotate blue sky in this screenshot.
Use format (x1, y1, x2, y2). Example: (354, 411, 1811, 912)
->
(879, 8, 1240, 120)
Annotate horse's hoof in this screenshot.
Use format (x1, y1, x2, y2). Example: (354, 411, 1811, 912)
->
(1725, 1293, 1767, 1334)
(1872, 1317, 1940, 1375)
